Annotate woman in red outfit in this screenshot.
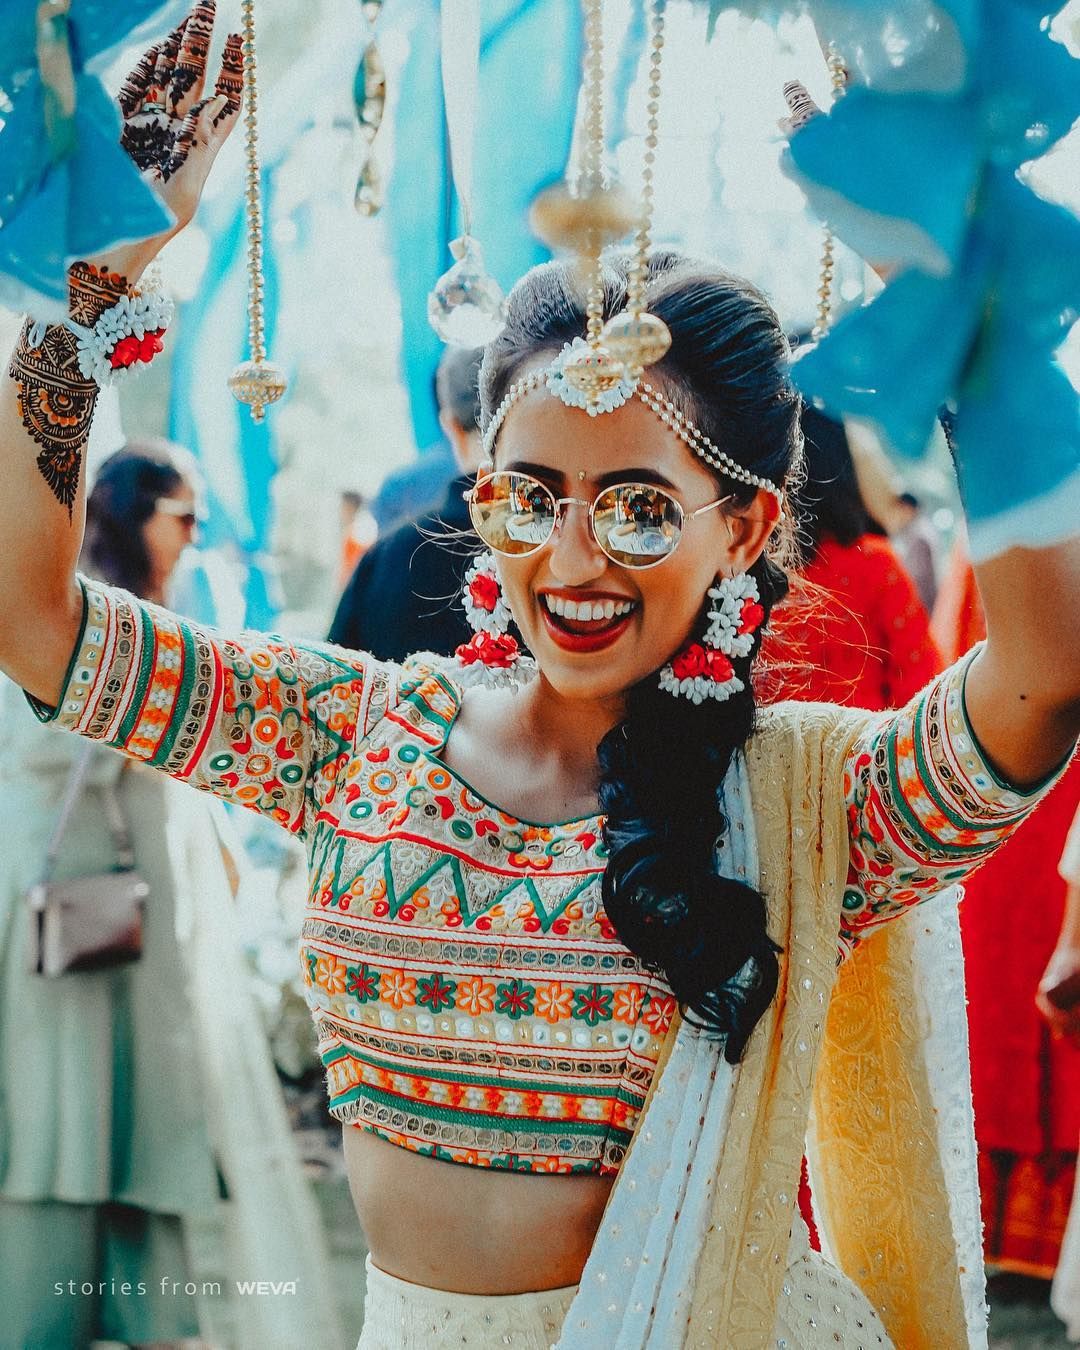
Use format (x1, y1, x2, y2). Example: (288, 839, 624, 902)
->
(934, 544, 1080, 1280)
(762, 404, 942, 709)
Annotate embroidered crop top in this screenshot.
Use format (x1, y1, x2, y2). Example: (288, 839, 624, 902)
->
(32, 578, 1064, 1176)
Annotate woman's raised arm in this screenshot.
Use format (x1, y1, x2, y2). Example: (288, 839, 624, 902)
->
(0, 4, 240, 704)
(964, 541, 1080, 787)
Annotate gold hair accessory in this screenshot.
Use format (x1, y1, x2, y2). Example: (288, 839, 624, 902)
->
(482, 356, 783, 507)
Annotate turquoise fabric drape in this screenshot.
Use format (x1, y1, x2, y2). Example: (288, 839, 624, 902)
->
(0, 0, 182, 317)
(782, 0, 1080, 560)
(382, 0, 582, 452)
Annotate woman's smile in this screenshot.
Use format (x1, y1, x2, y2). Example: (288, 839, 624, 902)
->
(537, 587, 640, 652)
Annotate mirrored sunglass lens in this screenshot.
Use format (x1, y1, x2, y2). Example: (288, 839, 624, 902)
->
(593, 485, 683, 566)
(470, 474, 557, 555)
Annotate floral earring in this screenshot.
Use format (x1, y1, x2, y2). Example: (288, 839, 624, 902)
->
(453, 553, 536, 689)
(658, 571, 765, 704)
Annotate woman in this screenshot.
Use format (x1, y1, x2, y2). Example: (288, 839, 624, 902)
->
(763, 404, 942, 708)
(1, 13, 1078, 1348)
(0, 444, 219, 1348)
(0, 444, 341, 1349)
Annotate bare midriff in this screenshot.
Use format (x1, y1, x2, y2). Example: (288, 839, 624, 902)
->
(344, 1127, 614, 1294)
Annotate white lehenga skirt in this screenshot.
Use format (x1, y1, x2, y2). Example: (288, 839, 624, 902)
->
(356, 1256, 577, 1349)
(354, 1238, 892, 1350)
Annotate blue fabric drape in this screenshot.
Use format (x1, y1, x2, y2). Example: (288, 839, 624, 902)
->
(0, 0, 185, 317)
(782, 0, 1080, 560)
(382, 0, 582, 453)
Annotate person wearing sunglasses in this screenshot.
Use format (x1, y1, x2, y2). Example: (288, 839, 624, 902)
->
(1, 17, 1079, 1342)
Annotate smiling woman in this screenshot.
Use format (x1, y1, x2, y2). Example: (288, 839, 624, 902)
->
(1, 10, 1079, 1345)
(476, 253, 797, 1059)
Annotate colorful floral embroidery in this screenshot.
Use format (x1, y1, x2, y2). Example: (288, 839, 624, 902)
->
(41, 581, 1063, 1176)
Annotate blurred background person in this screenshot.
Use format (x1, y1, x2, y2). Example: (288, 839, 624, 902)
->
(336, 490, 379, 593)
(329, 345, 485, 660)
(761, 404, 942, 709)
(884, 489, 940, 613)
(0, 441, 340, 1350)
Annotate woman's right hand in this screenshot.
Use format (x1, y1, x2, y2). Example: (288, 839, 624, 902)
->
(92, 0, 243, 284)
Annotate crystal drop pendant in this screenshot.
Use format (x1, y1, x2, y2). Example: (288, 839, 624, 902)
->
(427, 235, 507, 346)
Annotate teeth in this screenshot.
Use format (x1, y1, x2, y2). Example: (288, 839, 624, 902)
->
(542, 595, 634, 622)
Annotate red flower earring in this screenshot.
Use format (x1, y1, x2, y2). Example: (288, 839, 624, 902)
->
(659, 572, 764, 704)
(454, 553, 535, 689)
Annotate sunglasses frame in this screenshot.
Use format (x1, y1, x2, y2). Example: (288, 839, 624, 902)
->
(465, 471, 731, 570)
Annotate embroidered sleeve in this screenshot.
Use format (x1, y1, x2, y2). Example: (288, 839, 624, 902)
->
(839, 648, 1072, 957)
(27, 576, 388, 836)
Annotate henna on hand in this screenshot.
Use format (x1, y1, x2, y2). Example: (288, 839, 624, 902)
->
(781, 80, 821, 132)
(163, 96, 213, 180)
(7, 263, 127, 517)
(118, 41, 160, 118)
(214, 31, 244, 117)
(120, 109, 176, 174)
(171, 0, 218, 115)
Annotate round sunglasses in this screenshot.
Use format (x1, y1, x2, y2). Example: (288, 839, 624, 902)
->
(466, 471, 730, 570)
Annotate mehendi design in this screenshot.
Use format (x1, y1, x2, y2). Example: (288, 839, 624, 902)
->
(120, 109, 175, 174)
(782, 80, 820, 132)
(164, 97, 211, 180)
(118, 3, 223, 177)
(118, 42, 160, 118)
(171, 0, 218, 115)
(214, 31, 244, 116)
(7, 263, 127, 516)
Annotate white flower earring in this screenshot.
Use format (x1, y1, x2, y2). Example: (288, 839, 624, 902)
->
(453, 553, 536, 689)
(658, 571, 765, 704)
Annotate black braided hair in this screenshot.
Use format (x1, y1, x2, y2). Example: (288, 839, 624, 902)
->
(481, 251, 803, 1062)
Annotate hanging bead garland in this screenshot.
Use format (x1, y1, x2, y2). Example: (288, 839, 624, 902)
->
(227, 0, 287, 422)
(810, 43, 849, 340)
(555, 0, 633, 405)
(601, 0, 671, 379)
(353, 0, 386, 216)
(427, 0, 508, 345)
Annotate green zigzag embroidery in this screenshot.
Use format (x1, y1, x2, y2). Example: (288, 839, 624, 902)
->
(306, 661, 457, 778)
(319, 835, 596, 933)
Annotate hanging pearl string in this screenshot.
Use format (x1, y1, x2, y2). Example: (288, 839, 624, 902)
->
(239, 0, 266, 377)
(626, 0, 666, 318)
(810, 44, 848, 340)
(580, 0, 607, 350)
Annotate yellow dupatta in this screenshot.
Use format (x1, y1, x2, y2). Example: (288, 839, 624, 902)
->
(676, 702, 974, 1348)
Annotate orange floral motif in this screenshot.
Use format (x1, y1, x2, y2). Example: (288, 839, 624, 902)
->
(456, 975, 496, 1016)
(382, 969, 417, 1010)
(535, 982, 574, 1025)
(316, 953, 347, 995)
(613, 986, 644, 1024)
(642, 994, 677, 1036)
